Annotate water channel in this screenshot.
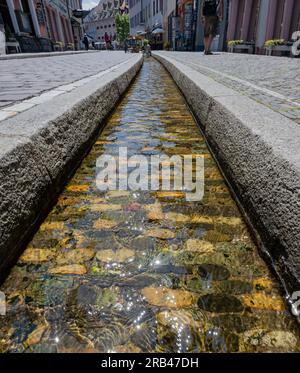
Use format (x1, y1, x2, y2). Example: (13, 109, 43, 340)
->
(0, 59, 299, 353)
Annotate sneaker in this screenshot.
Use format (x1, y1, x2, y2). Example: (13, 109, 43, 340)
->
(204, 51, 213, 55)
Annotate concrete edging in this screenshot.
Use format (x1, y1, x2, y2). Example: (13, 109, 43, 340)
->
(154, 52, 300, 297)
(0, 50, 100, 61)
(0, 55, 143, 282)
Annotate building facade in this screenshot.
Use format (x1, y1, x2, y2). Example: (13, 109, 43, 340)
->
(163, 0, 176, 49)
(128, 0, 164, 48)
(83, 0, 127, 44)
(0, 0, 83, 53)
(227, 0, 300, 52)
(128, 0, 300, 53)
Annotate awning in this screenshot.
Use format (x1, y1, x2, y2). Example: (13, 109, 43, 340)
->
(152, 28, 164, 34)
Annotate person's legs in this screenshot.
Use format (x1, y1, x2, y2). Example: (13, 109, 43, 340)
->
(204, 36, 209, 52)
(204, 35, 214, 53)
(203, 16, 218, 55)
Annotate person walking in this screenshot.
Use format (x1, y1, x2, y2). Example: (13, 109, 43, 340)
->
(124, 39, 128, 53)
(201, 0, 224, 55)
(83, 34, 89, 51)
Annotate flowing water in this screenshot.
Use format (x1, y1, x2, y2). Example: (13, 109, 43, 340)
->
(0, 59, 299, 353)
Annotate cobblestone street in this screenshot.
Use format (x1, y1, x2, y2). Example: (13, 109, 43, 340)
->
(157, 52, 300, 124)
(0, 52, 135, 109)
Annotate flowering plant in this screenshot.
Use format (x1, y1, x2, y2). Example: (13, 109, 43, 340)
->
(264, 39, 285, 48)
(228, 40, 244, 47)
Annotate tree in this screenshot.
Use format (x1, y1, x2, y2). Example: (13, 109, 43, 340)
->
(115, 12, 130, 44)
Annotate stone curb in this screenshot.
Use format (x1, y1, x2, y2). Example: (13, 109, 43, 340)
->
(0, 55, 143, 282)
(154, 51, 300, 296)
(0, 50, 100, 61)
(0, 58, 135, 122)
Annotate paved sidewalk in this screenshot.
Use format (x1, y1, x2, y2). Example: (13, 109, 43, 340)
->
(0, 50, 99, 61)
(156, 52, 300, 124)
(0, 51, 135, 109)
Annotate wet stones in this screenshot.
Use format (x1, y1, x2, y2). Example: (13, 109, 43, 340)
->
(131, 327, 157, 352)
(253, 278, 273, 292)
(66, 185, 89, 193)
(164, 212, 189, 223)
(117, 274, 158, 289)
(157, 310, 196, 328)
(130, 236, 156, 252)
(107, 190, 130, 199)
(94, 236, 123, 251)
(68, 285, 119, 310)
(243, 329, 298, 350)
(146, 228, 175, 240)
(205, 327, 239, 353)
(40, 221, 65, 231)
(19, 249, 56, 264)
(190, 215, 214, 226)
(150, 252, 173, 267)
(155, 191, 186, 201)
(49, 264, 87, 275)
(215, 217, 243, 227)
(203, 230, 232, 243)
(211, 314, 259, 333)
(142, 287, 196, 308)
(185, 239, 215, 254)
(56, 249, 95, 265)
(96, 248, 135, 263)
(145, 203, 163, 221)
(91, 204, 122, 212)
(198, 264, 230, 281)
(241, 293, 285, 312)
(93, 219, 118, 230)
(151, 264, 191, 275)
(218, 280, 252, 295)
(184, 277, 205, 293)
(198, 294, 244, 313)
(25, 278, 73, 307)
(148, 210, 164, 221)
(69, 284, 98, 307)
(24, 323, 48, 347)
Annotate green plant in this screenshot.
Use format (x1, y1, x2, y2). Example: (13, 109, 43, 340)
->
(264, 39, 285, 48)
(164, 41, 170, 50)
(4, 25, 12, 40)
(115, 12, 130, 44)
(228, 40, 244, 47)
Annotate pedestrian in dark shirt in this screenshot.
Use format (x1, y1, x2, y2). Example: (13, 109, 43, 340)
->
(201, 0, 224, 55)
(83, 34, 89, 51)
(124, 40, 128, 53)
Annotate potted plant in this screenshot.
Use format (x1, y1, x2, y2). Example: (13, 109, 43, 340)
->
(228, 40, 254, 54)
(228, 40, 244, 48)
(164, 41, 170, 51)
(264, 39, 291, 56)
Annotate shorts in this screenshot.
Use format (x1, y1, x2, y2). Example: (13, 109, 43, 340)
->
(204, 16, 219, 37)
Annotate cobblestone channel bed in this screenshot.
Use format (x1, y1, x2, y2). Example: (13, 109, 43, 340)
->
(0, 59, 299, 353)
